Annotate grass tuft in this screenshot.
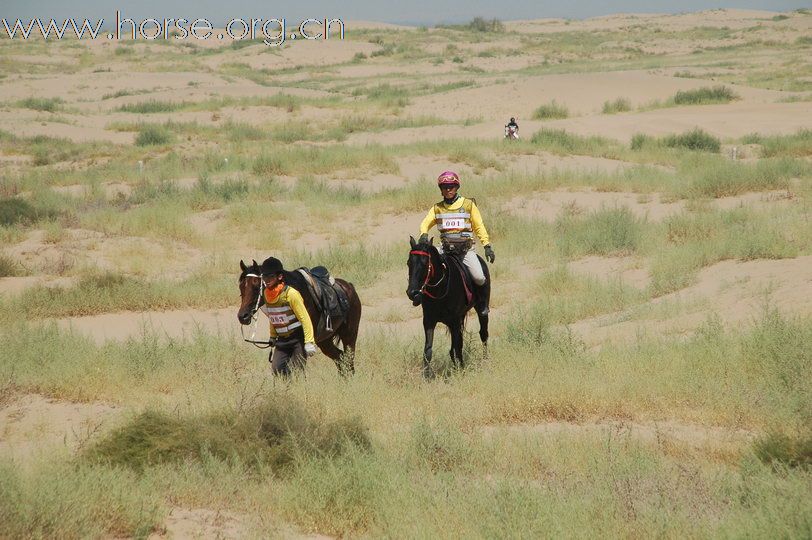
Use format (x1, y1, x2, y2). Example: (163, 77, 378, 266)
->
(134, 125, 173, 146)
(662, 128, 721, 152)
(672, 85, 739, 105)
(602, 97, 631, 114)
(532, 100, 569, 120)
(18, 97, 64, 112)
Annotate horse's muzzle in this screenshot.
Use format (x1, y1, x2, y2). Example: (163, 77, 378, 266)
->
(237, 312, 252, 325)
(407, 289, 422, 306)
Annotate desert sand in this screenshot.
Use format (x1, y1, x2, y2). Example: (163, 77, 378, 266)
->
(1, 7, 810, 537)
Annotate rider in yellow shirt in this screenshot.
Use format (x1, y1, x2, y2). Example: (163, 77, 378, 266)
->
(259, 257, 316, 376)
(418, 170, 494, 311)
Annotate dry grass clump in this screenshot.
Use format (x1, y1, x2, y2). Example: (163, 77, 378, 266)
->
(602, 97, 632, 114)
(532, 100, 569, 120)
(85, 399, 370, 473)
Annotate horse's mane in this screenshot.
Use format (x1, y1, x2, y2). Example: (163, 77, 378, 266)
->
(415, 240, 440, 257)
(281, 269, 307, 292)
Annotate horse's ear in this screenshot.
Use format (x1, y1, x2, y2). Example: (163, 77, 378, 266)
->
(409, 235, 416, 248)
(429, 237, 434, 245)
(252, 259, 258, 268)
(240, 260, 247, 271)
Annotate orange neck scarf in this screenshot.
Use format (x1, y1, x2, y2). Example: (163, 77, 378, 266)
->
(264, 282, 284, 303)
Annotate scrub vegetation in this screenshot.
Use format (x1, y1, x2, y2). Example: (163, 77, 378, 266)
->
(1, 8, 810, 539)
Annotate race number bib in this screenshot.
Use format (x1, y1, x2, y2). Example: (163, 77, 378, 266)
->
(441, 218, 465, 230)
(269, 314, 288, 325)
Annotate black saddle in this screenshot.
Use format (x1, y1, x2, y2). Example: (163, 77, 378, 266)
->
(296, 266, 349, 333)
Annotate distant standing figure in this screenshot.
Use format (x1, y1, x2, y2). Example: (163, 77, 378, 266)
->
(505, 117, 519, 140)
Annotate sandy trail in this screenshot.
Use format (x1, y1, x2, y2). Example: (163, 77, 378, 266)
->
(505, 188, 796, 223)
(403, 71, 790, 121)
(54, 308, 240, 344)
(0, 393, 120, 464)
(546, 101, 812, 141)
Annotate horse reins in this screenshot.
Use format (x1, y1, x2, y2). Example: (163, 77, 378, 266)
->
(240, 272, 275, 349)
(410, 249, 450, 299)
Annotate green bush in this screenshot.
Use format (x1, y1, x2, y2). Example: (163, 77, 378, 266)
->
(134, 125, 173, 146)
(602, 97, 631, 114)
(672, 86, 739, 105)
(0, 198, 37, 226)
(18, 97, 64, 112)
(532, 100, 569, 120)
(630, 133, 652, 150)
(662, 128, 721, 152)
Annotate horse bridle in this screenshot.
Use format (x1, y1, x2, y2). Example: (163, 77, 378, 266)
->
(409, 249, 450, 299)
(240, 271, 275, 349)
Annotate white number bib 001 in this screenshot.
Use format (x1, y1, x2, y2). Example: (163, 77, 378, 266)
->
(441, 218, 465, 230)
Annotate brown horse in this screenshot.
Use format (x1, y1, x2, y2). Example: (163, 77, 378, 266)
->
(237, 259, 361, 376)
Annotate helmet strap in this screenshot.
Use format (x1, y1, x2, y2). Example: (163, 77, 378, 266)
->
(443, 193, 460, 205)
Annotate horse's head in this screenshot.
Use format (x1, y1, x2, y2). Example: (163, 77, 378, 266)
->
(237, 259, 264, 325)
(407, 235, 436, 305)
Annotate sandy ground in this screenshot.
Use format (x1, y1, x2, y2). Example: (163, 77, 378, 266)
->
(569, 255, 812, 347)
(1, 10, 810, 536)
(0, 393, 120, 465)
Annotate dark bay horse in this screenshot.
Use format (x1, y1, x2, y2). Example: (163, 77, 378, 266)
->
(237, 260, 361, 376)
(406, 236, 490, 378)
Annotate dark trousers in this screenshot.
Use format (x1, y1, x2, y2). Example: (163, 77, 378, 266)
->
(270, 336, 306, 377)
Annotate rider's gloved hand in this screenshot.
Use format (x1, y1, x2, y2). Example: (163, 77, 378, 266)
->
(418, 233, 429, 244)
(484, 245, 495, 263)
(304, 342, 317, 357)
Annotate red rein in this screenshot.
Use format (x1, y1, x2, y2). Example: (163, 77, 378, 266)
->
(410, 249, 444, 298)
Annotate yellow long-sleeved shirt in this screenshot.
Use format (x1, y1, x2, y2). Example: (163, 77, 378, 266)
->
(264, 285, 315, 344)
(419, 196, 490, 246)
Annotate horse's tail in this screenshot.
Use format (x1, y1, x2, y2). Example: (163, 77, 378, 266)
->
(335, 278, 361, 351)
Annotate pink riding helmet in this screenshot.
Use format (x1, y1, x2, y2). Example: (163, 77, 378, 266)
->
(437, 170, 460, 187)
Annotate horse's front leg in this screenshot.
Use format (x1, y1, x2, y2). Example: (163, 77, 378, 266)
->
(422, 320, 436, 380)
(449, 319, 464, 369)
